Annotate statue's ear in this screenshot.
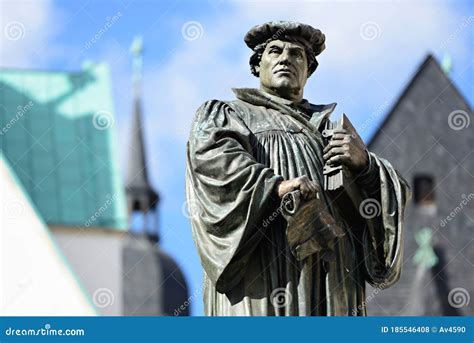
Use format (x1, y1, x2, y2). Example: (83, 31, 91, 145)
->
(255, 63, 260, 74)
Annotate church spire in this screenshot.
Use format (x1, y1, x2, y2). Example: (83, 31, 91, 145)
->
(125, 36, 159, 241)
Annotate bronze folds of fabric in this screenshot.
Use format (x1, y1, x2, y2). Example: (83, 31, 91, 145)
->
(280, 190, 345, 262)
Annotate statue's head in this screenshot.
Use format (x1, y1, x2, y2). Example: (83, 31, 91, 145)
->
(245, 21, 325, 102)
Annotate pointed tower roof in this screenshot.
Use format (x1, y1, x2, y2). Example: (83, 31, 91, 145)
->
(365, 53, 473, 316)
(367, 53, 471, 148)
(125, 98, 159, 211)
(125, 37, 159, 212)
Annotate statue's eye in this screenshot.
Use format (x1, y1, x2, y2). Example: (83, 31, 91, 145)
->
(292, 50, 303, 58)
(269, 47, 281, 54)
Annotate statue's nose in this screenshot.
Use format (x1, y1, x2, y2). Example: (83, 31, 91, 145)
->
(279, 52, 291, 65)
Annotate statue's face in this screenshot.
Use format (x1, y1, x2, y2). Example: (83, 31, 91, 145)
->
(257, 39, 308, 98)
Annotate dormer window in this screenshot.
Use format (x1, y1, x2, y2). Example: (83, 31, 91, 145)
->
(413, 174, 435, 205)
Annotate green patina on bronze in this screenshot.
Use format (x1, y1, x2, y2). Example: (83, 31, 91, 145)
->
(413, 227, 438, 269)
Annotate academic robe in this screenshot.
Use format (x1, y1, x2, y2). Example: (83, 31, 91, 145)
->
(185, 88, 410, 316)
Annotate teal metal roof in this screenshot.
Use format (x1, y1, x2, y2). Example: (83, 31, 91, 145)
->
(0, 63, 128, 230)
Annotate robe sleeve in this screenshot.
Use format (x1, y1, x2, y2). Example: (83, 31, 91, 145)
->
(358, 152, 411, 289)
(185, 100, 283, 293)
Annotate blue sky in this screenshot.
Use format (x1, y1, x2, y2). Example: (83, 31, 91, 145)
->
(1, 0, 472, 315)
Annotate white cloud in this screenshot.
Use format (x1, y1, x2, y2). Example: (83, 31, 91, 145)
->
(138, 0, 468, 147)
(0, 0, 65, 68)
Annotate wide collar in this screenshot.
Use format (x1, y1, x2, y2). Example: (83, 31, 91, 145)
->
(232, 88, 337, 130)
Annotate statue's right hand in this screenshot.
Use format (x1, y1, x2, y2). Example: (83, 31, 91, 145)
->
(276, 175, 319, 200)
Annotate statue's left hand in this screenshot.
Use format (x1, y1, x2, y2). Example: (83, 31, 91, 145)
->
(322, 128, 369, 173)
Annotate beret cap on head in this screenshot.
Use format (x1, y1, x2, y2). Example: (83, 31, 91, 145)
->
(244, 21, 326, 56)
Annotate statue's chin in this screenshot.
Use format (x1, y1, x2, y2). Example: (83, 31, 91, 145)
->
(271, 76, 294, 88)
(261, 77, 301, 100)
(271, 84, 299, 99)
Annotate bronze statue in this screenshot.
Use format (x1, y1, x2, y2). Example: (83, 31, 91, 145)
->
(186, 21, 410, 316)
